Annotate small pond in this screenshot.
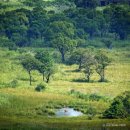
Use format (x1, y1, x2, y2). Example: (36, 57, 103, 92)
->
(55, 108, 83, 117)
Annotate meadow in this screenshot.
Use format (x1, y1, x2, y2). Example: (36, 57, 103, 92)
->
(0, 46, 130, 130)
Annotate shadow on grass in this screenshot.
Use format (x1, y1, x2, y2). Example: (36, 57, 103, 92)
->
(71, 79, 91, 83)
(65, 69, 80, 73)
(71, 79, 110, 83)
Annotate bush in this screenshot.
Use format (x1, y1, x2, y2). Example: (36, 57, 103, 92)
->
(35, 82, 47, 92)
(8, 79, 18, 88)
(103, 91, 130, 119)
(89, 93, 102, 101)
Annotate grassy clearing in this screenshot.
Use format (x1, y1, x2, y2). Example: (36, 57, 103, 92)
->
(0, 47, 130, 129)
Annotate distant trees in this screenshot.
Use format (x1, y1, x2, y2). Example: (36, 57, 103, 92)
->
(110, 5, 130, 40)
(68, 49, 111, 82)
(46, 21, 77, 62)
(0, 1, 130, 49)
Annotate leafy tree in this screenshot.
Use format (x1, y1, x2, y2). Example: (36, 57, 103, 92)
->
(81, 53, 96, 82)
(27, 7, 48, 45)
(67, 48, 87, 70)
(95, 50, 111, 82)
(1, 10, 29, 46)
(110, 5, 130, 40)
(21, 55, 40, 85)
(52, 35, 77, 62)
(45, 64, 57, 83)
(85, 19, 98, 38)
(103, 96, 128, 119)
(46, 21, 77, 62)
(35, 51, 53, 81)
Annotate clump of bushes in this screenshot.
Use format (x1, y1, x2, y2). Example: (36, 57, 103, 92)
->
(103, 91, 130, 119)
(35, 82, 47, 92)
(69, 89, 110, 102)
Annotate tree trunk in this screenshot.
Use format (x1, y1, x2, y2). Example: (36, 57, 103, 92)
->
(87, 75, 90, 82)
(78, 62, 82, 70)
(29, 71, 32, 85)
(42, 72, 44, 81)
(100, 69, 105, 82)
(46, 73, 51, 83)
(60, 49, 65, 63)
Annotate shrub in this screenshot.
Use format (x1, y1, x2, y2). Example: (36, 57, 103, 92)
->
(103, 92, 130, 119)
(35, 82, 47, 92)
(89, 93, 102, 101)
(87, 106, 97, 119)
(8, 79, 18, 88)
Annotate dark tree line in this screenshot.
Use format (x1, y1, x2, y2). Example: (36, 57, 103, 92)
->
(0, 1, 130, 62)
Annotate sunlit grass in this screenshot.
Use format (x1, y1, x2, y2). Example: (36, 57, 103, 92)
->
(0, 47, 130, 129)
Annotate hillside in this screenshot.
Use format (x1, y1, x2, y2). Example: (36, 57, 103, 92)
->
(0, 0, 130, 130)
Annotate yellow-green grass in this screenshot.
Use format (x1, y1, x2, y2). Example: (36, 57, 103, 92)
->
(0, 47, 130, 129)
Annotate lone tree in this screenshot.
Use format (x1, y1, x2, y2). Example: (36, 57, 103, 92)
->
(81, 53, 96, 82)
(95, 50, 111, 82)
(21, 55, 40, 85)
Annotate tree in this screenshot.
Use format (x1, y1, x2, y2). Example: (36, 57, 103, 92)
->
(46, 21, 77, 62)
(45, 64, 57, 83)
(35, 51, 53, 81)
(21, 55, 40, 85)
(81, 53, 96, 82)
(95, 50, 111, 82)
(52, 35, 77, 62)
(110, 5, 130, 40)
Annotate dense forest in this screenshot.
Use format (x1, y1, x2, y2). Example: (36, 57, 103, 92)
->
(0, 0, 130, 130)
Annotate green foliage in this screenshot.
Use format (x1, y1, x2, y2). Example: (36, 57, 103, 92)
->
(103, 91, 130, 119)
(21, 54, 41, 85)
(46, 20, 77, 62)
(110, 5, 130, 40)
(74, 0, 99, 9)
(95, 50, 111, 82)
(8, 79, 18, 88)
(35, 82, 47, 92)
(35, 51, 56, 83)
(81, 52, 96, 82)
(69, 90, 110, 102)
(87, 105, 97, 119)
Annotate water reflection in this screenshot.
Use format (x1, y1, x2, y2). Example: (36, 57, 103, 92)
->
(56, 108, 83, 117)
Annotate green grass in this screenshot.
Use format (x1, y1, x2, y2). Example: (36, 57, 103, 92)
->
(0, 47, 130, 129)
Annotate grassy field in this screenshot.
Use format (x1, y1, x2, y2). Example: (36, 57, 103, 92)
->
(0, 46, 130, 129)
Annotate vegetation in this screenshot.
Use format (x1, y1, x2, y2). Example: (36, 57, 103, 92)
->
(103, 91, 130, 119)
(0, 0, 130, 129)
